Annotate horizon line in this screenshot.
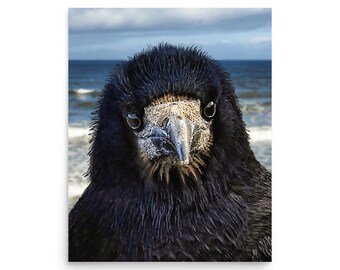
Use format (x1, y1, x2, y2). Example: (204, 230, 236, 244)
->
(69, 58, 272, 61)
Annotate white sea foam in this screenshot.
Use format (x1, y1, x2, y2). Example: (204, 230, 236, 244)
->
(248, 126, 272, 142)
(71, 88, 96, 95)
(68, 126, 89, 139)
(68, 181, 89, 204)
(68, 181, 88, 197)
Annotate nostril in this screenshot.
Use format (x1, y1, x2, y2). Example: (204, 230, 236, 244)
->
(151, 137, 176, 153)
(150, 127, 168, 138)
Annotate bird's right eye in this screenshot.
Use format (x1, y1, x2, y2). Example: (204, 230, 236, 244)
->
(203, 101, 216, 119)
(126, 113, 142, 130)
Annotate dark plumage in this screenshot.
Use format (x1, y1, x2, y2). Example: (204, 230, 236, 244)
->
(69, 44, 271, 261)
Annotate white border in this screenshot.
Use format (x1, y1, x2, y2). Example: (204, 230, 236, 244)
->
(2, 0, 340, 269)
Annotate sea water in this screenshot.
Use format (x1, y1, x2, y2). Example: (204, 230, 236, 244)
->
(68, 60, 271, 207)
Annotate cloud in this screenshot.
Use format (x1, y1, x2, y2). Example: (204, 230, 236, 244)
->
(68, 8, 271, 60)
(248, 36, 271, 44)
(69, 8, 271, 34)
(221, 39, 231, 44)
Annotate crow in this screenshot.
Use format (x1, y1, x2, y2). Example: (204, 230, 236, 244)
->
(69, 43, 271, 261)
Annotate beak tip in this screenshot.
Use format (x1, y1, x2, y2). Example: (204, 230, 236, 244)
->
(179, 159, 190, 167)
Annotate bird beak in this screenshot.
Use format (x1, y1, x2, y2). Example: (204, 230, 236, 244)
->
(139, 98, 212, 171)
(166, 115, 193, 166)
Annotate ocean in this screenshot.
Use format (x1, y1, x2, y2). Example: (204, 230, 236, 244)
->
(68, 60, 271, 207)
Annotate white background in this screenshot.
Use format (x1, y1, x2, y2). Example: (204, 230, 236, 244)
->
(0, 0, 339, 269)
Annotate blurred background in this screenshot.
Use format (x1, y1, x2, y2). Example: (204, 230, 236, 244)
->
(68, 8, 272, 209)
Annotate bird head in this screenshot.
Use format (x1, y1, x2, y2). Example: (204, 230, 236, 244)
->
(89, 44, 250, 187)
(126, 94, 215, 183)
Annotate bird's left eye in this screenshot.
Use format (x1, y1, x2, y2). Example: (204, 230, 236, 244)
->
(126, 113, 142, 130)
(203, 101, 216, 118)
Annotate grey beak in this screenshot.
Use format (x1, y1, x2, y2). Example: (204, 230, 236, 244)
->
(166, 115, 193, 166)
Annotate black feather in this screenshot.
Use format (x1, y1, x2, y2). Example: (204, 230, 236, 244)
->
(69, 43, 271, 261)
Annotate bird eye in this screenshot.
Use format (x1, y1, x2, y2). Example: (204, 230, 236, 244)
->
(203, 101, 216, 118)
(126, 113, 141, 130)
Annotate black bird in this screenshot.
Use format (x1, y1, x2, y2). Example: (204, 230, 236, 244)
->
(69, 44, 271, 261)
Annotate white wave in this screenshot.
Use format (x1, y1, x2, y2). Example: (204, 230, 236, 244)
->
(72, 88, 96, 95)
(68, 126, 90, 138)
(68, 181, 89, 200)
(248, 126, 272, 142)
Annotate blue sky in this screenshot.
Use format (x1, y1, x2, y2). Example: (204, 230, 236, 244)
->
(69, 8, 271, 60)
